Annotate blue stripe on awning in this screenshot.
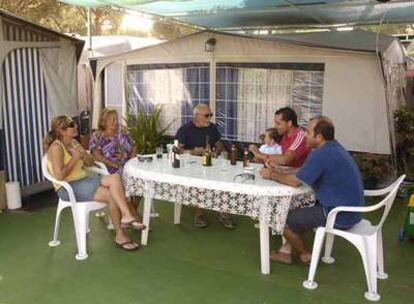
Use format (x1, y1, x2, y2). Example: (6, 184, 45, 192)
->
(1, 48, 50, 186)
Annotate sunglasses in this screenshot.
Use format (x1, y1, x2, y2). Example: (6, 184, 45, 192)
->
(199, 113, 213, 118)
(137, 156, 153, 163)
(233, 173, 255, 184)
(63, 121, 77, 129)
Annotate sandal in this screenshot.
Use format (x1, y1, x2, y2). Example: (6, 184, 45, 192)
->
(114, 240, 139, 251)
(194, 214, 209, 228)
(270, 251, 293, 265)
(216, 213, 235, 230)
(121, 219, 147, 231)
(296, 254, 311, 266)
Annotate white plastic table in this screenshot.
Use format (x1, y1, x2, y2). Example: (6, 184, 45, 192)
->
(123, 155, 314, 274)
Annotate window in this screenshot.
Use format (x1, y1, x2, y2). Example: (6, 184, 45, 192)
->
(127, 64, 209, 133)
(216, 63, 324, 142)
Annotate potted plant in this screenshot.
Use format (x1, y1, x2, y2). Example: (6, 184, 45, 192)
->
(353, 153, 392, 189)
(394, 105, 414, 180)
(124, 105, 175, 154)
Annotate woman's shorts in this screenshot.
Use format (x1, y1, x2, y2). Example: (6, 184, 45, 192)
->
(57, 175, 102, 202)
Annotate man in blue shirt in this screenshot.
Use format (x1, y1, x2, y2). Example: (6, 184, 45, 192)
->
(175, 104, 233, 229)
(176, 104, 223, 155)
(260, 116, 364, 265)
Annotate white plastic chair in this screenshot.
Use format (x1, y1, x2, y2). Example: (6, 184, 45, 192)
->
(42, 155, 109, 260)
(303, 175, 405, 302)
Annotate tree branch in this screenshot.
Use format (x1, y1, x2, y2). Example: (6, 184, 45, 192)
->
(49, 14, 64, 32)
(76, 6, 87, 21)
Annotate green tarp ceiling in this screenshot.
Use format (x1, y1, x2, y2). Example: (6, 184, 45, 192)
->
(60, 1, 414, 29)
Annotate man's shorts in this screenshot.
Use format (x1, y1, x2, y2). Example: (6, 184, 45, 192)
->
(286, 203, 327, 233)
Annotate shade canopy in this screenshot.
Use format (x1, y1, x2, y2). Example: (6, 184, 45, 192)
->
(60, 1, 414, 29)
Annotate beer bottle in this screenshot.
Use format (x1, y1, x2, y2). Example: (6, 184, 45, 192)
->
(230, 144, 237, 165)
(243, 147, 249, 167)
(202, 135, 212, 166)
(172, 139, 180, 168)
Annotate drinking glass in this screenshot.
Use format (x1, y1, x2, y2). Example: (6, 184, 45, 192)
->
(218, 155, 228, 171)
(181, 151, 190, 167)
(156, 146, 163, 159)
(220, 151, 229, 171)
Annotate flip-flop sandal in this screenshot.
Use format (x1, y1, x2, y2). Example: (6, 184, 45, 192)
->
(269, 251, 293, 265)
(296, 255, 311, 266)
(194, 215, 209, 228)
(114, 241, 139, 251)
(121, 219, 147, 231)
(216, 213, 236, 230)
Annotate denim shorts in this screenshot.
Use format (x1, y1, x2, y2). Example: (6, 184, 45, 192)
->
(57, 175, 102, 202)
(286, 203, 327, 233)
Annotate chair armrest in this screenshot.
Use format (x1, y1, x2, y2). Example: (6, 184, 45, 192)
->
(364, 188, 391, 197)
(85, 161, 109, 176)
(95, 161, 110, 174)
(325, 203, 383, 230)
(45, 175, 77, 203)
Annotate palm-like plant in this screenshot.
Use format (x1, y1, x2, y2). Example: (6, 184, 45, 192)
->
(124, 105, 175, 154)
(394, 105, 414, 180)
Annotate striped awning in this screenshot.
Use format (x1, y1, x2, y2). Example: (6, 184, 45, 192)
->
(1, 48, 50, 186)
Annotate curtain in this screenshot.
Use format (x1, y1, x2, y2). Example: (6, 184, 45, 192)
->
(237, 69, 293, 142)
(39, 43, 78, 117)
(127, 65, 209, 133)
(217, 66, 323, 143)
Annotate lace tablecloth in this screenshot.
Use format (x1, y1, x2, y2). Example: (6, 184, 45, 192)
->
(123, 155, 314, 234)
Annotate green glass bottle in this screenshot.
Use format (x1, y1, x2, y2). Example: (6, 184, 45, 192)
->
(202, 135, 212, 166)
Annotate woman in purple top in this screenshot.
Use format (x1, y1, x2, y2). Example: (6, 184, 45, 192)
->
(90, 108, 141, 218)
(90, 108, 135, 174)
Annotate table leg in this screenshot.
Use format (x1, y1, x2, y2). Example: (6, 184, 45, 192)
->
(174, 203, 182, 224)
(141, 195, 152, 245)
(260, 220, 270, 275)
(150, 202, 160, 218)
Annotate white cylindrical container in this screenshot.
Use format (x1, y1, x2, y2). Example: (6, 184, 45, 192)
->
(6, 182, 22, 210)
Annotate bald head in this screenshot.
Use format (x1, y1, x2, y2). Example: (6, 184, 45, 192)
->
(310, 116, 335, 141)
(192, 103, 213, 127)
(193, 104, 211, 117)
(310, 115, 332, 124)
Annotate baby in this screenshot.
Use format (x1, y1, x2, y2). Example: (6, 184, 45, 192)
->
(249, 128, 282, 163)
(249, 128, 282, 230)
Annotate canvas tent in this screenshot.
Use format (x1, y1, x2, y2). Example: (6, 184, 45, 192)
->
(90, 30, 406, 159)
(0, 9, 84, 189)
(77, 35, 161, 114)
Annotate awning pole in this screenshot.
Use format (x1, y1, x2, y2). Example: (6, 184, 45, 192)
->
(87, 6, 93, 58)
